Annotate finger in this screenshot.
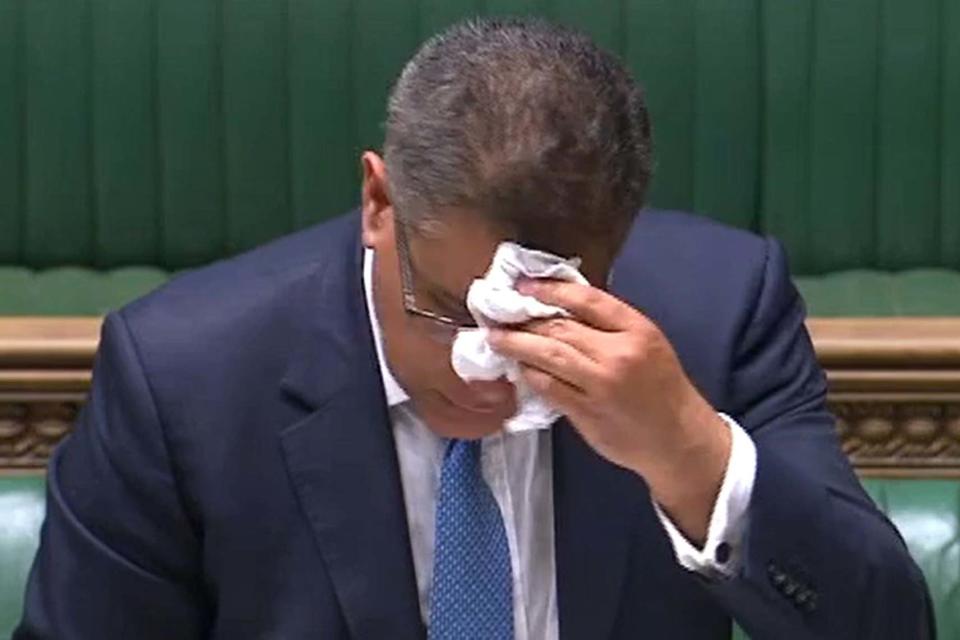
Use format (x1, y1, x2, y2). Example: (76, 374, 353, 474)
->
(518, 280, 637, 331)
(488, 329, 601, 391)
(518, 365, 602, 435)
(517, 364, 589, 417)
(521, 317, 607, 360)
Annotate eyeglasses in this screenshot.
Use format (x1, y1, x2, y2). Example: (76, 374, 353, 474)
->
(394, 213, 478, 343)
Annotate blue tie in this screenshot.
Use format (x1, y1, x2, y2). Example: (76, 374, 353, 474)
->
(428, 439, 514, 640)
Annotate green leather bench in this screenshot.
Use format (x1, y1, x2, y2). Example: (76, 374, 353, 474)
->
(0, 477, 44, 637)
(2, 0, 959, 637)
(1, 0, 958, 316)
(2, 475, 957, 637)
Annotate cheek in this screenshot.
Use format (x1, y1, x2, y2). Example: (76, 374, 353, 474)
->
(383, 319, 459, 392)
(370, 254, 463, 394)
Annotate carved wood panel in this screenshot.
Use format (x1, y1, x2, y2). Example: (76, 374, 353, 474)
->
(2, 394, 960, 473)
(2, 317, 960, 474)
(0, 398, 83, 469)
(831, 398, 960, 474)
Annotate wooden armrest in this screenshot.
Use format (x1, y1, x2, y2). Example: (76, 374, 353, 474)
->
(808, 318, 960, 368)
(4, 316, 960, 368)
(2, 316, 960, 474)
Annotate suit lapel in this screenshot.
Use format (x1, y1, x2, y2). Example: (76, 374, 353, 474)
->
(278, 222, 424, 639)
(279, 383, 424, 640)
(553, 419, 646, 640)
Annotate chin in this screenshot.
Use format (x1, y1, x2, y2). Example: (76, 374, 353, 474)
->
(426, 421, 502, 441)
(417, 392, 515, 440)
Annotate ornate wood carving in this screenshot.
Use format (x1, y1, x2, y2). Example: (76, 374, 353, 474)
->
(0, 398, 83, 469)
(0, 319, 97, 470)
(830, 398, 960, 475)
(2, 317, 960, 473)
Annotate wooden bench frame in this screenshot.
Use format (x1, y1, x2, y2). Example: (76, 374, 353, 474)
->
(2, 317, 959, 476)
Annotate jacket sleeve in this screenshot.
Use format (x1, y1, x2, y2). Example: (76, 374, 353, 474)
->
(702, 238, 935, 639)
(14, 312, 207, 639)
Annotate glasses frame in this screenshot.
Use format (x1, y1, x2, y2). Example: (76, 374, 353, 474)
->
(394, 213, 477, 333)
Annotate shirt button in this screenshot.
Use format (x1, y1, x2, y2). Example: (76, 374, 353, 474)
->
(767, 562, 787, 587)
(714, 542, 731, 564)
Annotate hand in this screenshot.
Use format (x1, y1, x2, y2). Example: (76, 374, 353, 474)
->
(487, 279, 732, 544)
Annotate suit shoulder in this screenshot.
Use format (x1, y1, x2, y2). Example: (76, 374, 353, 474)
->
(618, 209, 771, 285)
(121, 211, 357, 322)
(114, 211, 359, 374)
(611, 211, 791, 408)
(613, 209, 781, 343)
(628, 209, 767, 256)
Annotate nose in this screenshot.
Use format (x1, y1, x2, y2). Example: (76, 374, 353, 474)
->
(466, 378, 514, 404)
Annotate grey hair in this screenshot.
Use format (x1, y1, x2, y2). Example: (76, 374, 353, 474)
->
(383, 17, 653, 250)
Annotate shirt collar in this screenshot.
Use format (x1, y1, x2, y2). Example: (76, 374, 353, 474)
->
(363, 248, 411, 408)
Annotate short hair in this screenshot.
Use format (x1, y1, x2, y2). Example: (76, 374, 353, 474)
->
(383, 17, 653, 251)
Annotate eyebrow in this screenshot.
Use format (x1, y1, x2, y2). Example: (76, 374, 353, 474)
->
(408, 260, 468, 310)
(426, 283, 468, 313)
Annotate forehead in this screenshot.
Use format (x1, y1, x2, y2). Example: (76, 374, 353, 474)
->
(406, 211, 614, 298)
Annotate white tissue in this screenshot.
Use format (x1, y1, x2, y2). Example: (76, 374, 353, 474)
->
(451, 241, 588, 433)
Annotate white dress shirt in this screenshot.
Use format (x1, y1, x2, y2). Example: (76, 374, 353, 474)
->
(362, 249, 757, 639)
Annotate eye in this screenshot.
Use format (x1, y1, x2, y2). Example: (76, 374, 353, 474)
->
(442, 307, 475, 326)
(425, 291, 471, 323)
(432, 301, 475, 326)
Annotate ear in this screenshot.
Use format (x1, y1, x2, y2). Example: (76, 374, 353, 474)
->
(360, 151, 393, 249)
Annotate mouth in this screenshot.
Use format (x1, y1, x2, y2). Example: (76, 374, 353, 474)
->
(440, 391, 507, 415)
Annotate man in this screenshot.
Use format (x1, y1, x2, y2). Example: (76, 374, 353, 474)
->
(17, 17, 931, 640)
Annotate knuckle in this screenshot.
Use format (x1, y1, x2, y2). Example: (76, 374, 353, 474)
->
(524, 367, 551, 393)
(589, 382, 612, 404)
(539, 375, 557, 395)
(635, 316, 665, 344)
(630, 339, 650, 362)
(585, 366, 614, 399)
(610, 342, 641, 373)
(580, 287, 602, 309)
(600, 367, 621, 391)
(545, 344, 568, 369)
(545, 318, 569, 340)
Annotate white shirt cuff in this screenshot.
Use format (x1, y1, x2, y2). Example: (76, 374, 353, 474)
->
(652, 413, 757, 578)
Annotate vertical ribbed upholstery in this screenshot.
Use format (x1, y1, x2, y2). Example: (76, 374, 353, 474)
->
(692, 0, 760, 231)
(22, 1, 95, 266)
(0, 0, 19, 264)
(809, 0, 879, 273)
(0, 0, 958, 273)
(875, 0, 941, 269)
(222, 0, 292, 256)
(622, 1, 696, 212)
(156, 0, 226, 266)
(760, 0, 813, 271)
(288, 0, 355, 232)
(354, 0, 418, 182)
(943, 0, 960, 267)
(91, 0, 159, 266)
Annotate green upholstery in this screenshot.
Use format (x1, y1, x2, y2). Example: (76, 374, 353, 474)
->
(1, 4, 956, 636)
(862, 479, 960, 638)
(0, 267, 170, 316)
(1, 474, 956, 637)
(2, 0, 959, 316)
(795, 270, 960, 316)
(0, 476, 44, 637)
(4, 267, 960, 317)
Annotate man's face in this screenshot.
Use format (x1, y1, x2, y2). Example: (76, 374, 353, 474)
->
(360, 152, 613, 440)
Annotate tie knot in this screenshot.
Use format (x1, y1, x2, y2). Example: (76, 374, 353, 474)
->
(445, 438, 481, 466)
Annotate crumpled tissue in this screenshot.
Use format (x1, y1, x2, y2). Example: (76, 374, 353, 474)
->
(450, 241, 588, 433)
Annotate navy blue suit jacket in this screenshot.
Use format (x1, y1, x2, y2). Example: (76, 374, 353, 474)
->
(16, 210, 932, 639)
